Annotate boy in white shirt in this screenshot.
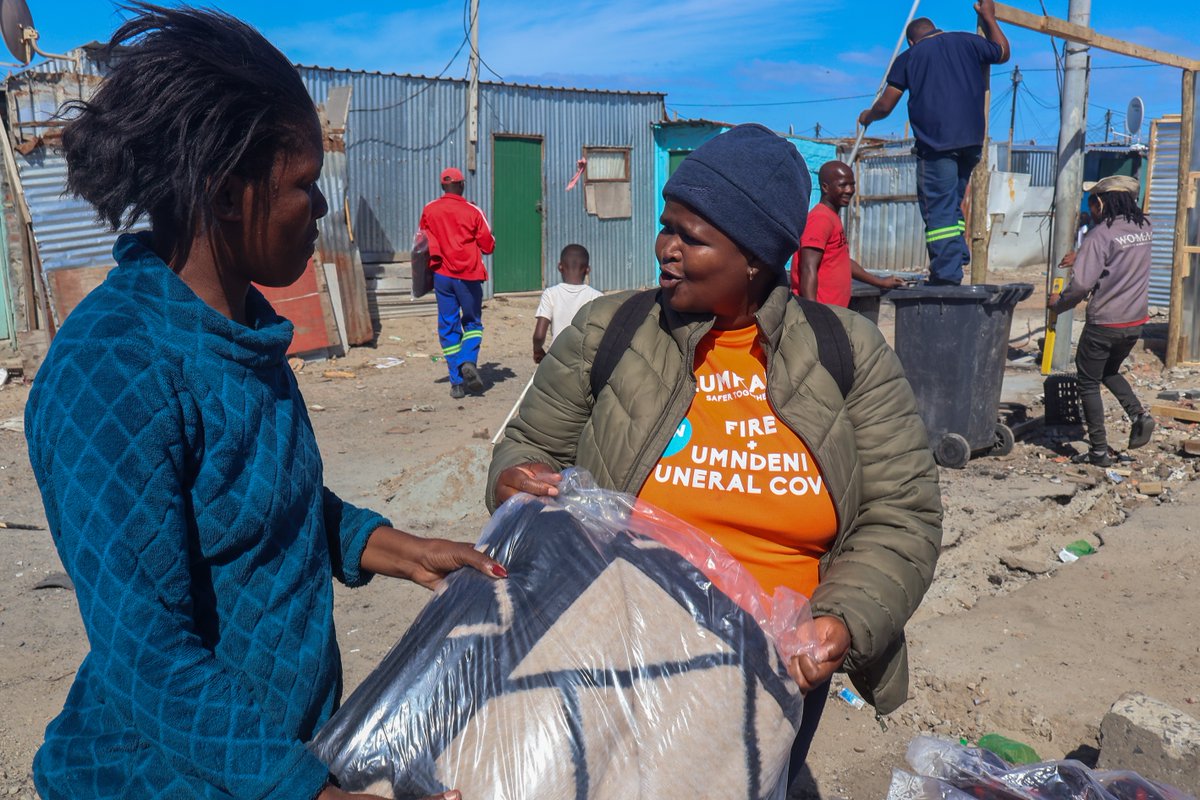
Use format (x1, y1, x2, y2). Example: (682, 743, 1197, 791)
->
(532, 244, 602, 363)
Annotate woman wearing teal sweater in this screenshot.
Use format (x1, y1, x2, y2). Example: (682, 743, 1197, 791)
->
(24, 5, 500, 799)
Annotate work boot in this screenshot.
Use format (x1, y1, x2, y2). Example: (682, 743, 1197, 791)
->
(460, 362, 485, 393)
(1129, 412, 1155, 449)
(1071, 448, 1115, 467)
(450, 383, 466, 400)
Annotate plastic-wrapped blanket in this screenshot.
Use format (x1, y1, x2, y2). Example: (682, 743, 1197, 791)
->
(311, 471, 814, 800)
(888, 735, 1197, 800)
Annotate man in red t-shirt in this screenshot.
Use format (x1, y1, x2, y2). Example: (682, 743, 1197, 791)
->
(419, 167, 496, 398)
(792, 161, 902, 306)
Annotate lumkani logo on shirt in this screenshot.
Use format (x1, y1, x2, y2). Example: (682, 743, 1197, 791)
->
(697, 370, 766, 401)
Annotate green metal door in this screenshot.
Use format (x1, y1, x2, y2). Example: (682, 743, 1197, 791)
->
(492, 137, 543, 293)
(669, 150, 691, 177)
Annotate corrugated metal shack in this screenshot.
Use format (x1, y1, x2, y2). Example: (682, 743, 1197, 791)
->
(0, 48, 668, 361)
(847, 138, 1151, 277)
(1, 47, 373, 354)
(298, 66, 666, 319)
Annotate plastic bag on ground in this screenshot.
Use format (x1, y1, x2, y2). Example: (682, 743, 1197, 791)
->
(310, 469, 818, 800)
(904, 735, 1197, 800)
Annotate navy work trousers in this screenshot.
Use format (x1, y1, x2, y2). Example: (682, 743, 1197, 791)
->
(915, 144, 981, 285)
(434, 272, 484, 386)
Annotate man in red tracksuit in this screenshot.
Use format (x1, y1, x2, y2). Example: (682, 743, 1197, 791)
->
(419, 167, 496, 398)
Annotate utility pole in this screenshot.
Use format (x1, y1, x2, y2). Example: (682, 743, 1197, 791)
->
(1046, 0, 1091, 372)
(814, 122, 822, 138)
(1104, 108, 1112, 141)
(1006, 65, 1022, 171)
(466, 0, 480, 173)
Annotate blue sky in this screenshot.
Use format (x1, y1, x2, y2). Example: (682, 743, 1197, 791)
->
(28, 0, 1197, 144)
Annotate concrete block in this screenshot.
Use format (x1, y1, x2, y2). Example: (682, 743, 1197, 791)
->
(1098, 692, 1200, 791)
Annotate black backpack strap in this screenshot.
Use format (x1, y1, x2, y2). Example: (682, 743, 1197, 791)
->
(590, 289, 661, 400)
(793, 297, 854, 400)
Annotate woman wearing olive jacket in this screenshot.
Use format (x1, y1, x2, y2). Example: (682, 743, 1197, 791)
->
(487, 124, 941, 785)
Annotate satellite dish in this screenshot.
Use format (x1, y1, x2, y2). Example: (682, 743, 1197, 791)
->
(1125, 96, 1145, 138)
(0, 0, 34, 64)
(0, 0, 76, 65)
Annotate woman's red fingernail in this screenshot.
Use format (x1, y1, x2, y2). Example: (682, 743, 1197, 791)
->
(491, 564, 508, 577)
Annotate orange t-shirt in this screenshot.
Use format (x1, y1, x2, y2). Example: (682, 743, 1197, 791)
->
(637, 325, 839, 598)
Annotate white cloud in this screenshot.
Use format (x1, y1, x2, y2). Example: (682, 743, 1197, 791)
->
(736, 59, 858, 89)
(266, 0, 841, 80)
(838, 46, 893, 67)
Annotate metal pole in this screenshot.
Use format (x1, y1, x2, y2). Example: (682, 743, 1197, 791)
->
(1005, 66, 1021, 171)
(1104, 108, 1112, 142)
(1046, 0, 1091, 372)
(466, 0, 480, 173)
(846, 0, 921, 164)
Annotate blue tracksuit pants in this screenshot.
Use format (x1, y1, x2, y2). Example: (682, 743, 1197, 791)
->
(915, 145, 981, 285)
(434, 273, 483, 386)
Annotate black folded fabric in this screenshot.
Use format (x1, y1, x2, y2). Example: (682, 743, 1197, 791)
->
(311, 497, 804, 799)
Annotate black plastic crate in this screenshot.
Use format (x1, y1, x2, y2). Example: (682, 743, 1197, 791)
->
(1044, 374, 1081, 425)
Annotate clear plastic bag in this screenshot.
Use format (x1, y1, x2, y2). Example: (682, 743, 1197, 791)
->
(311, 470, 818, 800)
(898, 735, 1197, 800)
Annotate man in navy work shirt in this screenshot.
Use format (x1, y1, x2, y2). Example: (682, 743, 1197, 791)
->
(859, 0, 1009, 284)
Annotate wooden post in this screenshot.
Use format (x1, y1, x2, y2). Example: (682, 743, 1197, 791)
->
(1168, 70, 1196, 368)
(466, 0, 480, 172)
(968, 18, 992, 284)
(992, 3, 1200, 71)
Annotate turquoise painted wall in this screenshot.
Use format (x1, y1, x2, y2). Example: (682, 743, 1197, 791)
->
(651, 123, 837, 270)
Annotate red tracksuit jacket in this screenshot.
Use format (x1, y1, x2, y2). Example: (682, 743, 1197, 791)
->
(419, 194, 496, 281)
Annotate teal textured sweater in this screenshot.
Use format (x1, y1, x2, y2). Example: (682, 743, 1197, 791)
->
(26, 234, 387, 799)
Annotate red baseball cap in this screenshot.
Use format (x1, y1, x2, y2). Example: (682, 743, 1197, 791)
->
(440, 167, 465, 184)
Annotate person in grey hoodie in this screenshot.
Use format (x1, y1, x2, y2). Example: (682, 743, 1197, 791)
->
(1049, 174, 1155, 466)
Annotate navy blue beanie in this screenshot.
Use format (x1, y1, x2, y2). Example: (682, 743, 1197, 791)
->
(663, 123, 811, 274)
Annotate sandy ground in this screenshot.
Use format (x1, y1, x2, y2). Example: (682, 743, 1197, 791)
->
(1, 269, 1198, 799)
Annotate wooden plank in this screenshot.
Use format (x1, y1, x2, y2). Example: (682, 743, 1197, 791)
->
(994, 4, 1200, 72)
(335, 250, 374, 346)
(1151, 403, 1200, 423)
(47, 266, 112, 321)
(1167, 70, 1196, 368)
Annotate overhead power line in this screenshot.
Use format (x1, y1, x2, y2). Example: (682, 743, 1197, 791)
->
(349, 32, 470, 113)
(995, 63, 1164, 76)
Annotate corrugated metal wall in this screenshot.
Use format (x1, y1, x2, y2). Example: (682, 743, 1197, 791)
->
(6, 59, 664, 309)
(299, 69, 468, 264)
(1181, 103, 1200, 361)
(849, 141, 1146, 273)
(1009, 147, 1057, 187)
(1144, 118, 1180, 310)
(850, 142, 928, 271)
(5, 68, 115, 278)
(485, 82, 661, 291)
(299, 67, 665, 295)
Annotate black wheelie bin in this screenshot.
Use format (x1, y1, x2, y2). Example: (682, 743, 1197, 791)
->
(886, 282, 1034, 468)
